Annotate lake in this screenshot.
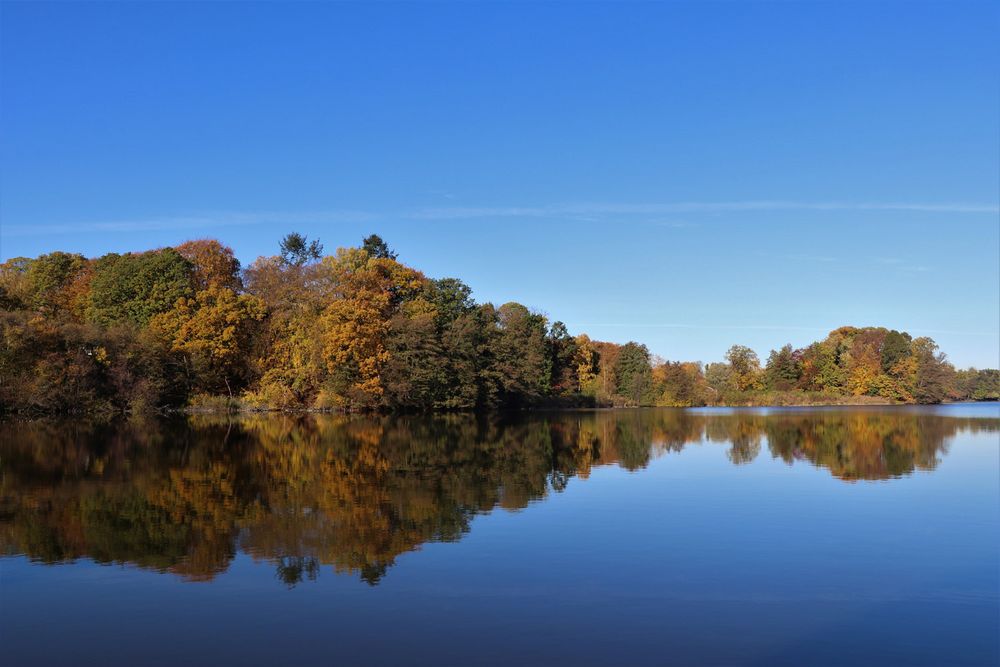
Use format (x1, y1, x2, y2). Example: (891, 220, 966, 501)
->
(1, 405, 998, 666)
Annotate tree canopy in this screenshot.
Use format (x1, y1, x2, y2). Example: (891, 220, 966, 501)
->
(1, 234, 995, 414)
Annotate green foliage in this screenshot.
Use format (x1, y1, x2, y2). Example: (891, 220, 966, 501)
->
(279, 232, 323, 267)
(881, 329, 912, 372)
(491, 302, 552, 405)
(362, 234, 398, 260)
(86, 249, 194, 326)
(614, 342, 652, 405)
(955, 368, 1000, 401)
(765, 344, 802, 390)
(25, 251, 90, 314)
(427, 278, 474, 326)
(726, 345, 763, 392)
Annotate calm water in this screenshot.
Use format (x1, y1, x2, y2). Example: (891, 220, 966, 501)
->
(2, 405, 998, 666)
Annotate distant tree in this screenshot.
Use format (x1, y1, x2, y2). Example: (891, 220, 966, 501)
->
(654, 361, 710, 406)
(176, 239, 241, 291)
(491, 302, 551, 404)
(614, 342, 652, 405)
(0, 257, 33, 310)
(846, 329, 886, 396)
(911, 337, 955, 404)
(547, 321, 579, 395)
(23, 251, 92, 318)
(725, 345, 763, 392)
(880, 329, 912, 372)
(150, 286, 266, 396)
(86, 249, 193, 326)
(704, 362, 732, 396)
(427, 277, 474, 326)
(573, 335, 600, 397)
(764, 344, 802, 390)
(279, 233, 323, 267)
(362, 234, 398, 260)
(966, 369, 1000, 401)
(383, 299, 448, 409)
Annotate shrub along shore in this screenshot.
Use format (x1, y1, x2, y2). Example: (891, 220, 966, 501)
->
(2, 233, 997, 415)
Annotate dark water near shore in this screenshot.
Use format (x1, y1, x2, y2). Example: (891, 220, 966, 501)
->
(2, 404, 998, 666)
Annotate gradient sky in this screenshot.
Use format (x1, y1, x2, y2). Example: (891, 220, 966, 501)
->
(1, 1, 998, 368)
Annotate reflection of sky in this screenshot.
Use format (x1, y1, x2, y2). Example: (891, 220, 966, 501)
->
(3, 417, 997, 666)
(687, 402, 1000, 419)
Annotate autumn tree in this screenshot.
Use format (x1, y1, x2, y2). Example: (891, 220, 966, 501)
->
(725, 345, 763, 392)
(654, 361, 710, 406)
(176, 239, 241, 291)
(317, 247, 425, 409)
(573, 334, 600, 397)
(911, 337, 955, 404)
(150, 286, 266, 396)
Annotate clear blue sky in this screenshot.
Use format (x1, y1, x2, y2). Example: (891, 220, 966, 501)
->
(1, 1, 998, 368)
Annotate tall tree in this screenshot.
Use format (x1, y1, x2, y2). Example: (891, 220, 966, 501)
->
(362, 234, 398, 260)
(911, 337, 955, 404)
(279, 233, 323, 267)
(490, 302, 551, 405)
(614, 342, 652, 405)
(548, 321, 579, 395)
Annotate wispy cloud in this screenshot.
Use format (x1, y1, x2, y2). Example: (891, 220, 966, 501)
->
(782, 253, 841, 263)
(1, 210, 378, 237)
(579, 323, 999, 337)
(766, 254, 934, 273)
(407, 200, 999, 220)
(3, 199, 995, 237)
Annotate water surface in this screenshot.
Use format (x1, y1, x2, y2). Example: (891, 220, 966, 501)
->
(2, 405, 998, 666)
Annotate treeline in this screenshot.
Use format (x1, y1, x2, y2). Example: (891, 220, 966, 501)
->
(1, 233, 997, 413)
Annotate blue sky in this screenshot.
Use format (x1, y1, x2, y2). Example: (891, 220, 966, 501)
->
(1, 1, 998, 368)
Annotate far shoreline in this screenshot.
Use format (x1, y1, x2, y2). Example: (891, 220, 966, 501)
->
(4, 398, 998, 420)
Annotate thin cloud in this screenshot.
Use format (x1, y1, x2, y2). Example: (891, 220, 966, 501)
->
(580, 323, 998, 337)
(408, 200, 999, 220)
(783, 253, 841, 263)
(4, 199, 995, 237)
(1, 210, 378, 237)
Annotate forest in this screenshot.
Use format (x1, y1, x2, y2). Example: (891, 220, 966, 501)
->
(1, 233, 997, 414)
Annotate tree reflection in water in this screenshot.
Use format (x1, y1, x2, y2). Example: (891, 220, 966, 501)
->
(2, 409, 996, 585)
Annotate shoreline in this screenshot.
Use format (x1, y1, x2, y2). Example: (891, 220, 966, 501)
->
(5, 398, 997, 420)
